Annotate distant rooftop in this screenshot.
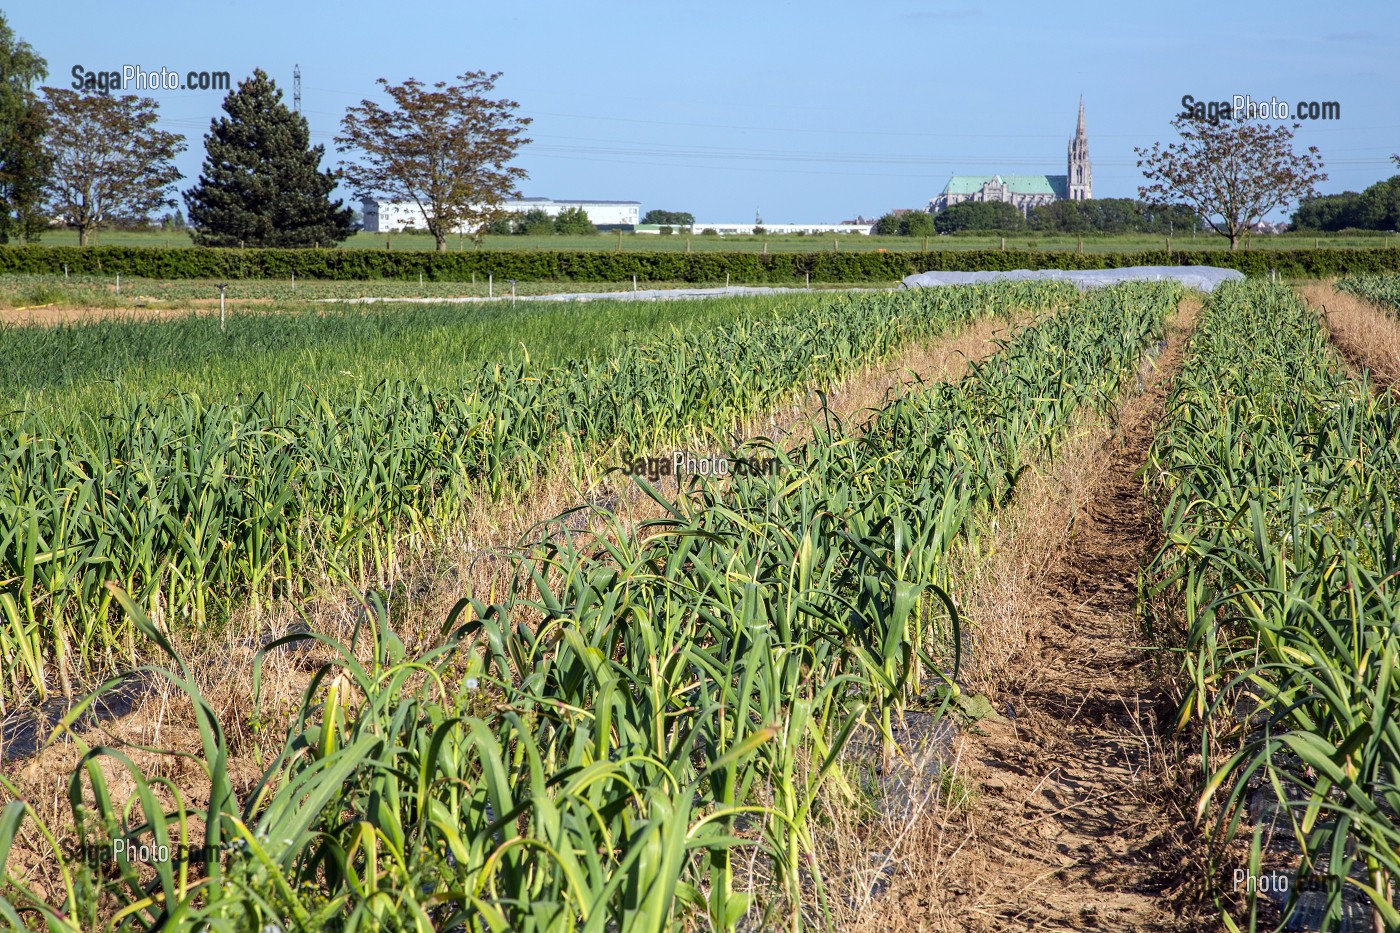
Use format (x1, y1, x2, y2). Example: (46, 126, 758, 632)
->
(941, 174, 1068, 198)
(511, 197, 642, 205)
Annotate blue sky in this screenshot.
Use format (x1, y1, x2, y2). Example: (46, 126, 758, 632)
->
(10, 0, 1399, 223)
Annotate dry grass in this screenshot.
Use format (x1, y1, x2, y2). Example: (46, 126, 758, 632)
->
(0, 304, 197, 326)
(1298, 280, 1400, 391)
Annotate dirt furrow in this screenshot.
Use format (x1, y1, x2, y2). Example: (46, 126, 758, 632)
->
(847, 300, 1212, 932)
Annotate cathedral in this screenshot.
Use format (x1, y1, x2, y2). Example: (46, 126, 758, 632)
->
(928, 99, 1092, 215)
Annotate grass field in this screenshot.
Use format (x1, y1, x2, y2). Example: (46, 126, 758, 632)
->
(4, 276, 1400, 931)
(25, 227, 1400, 253)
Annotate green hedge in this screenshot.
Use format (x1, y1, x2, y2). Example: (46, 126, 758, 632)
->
(2, 244, 1397, 281)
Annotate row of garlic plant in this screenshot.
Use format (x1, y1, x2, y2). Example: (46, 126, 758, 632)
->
(0, 281, 1180, 932)
(1337, 273, 1400, 313)
(0, 282, 1073, 708)
(1145, 280, 1400, 931)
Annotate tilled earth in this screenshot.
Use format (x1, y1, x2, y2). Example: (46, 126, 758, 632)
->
(860, 307, 1218, 931)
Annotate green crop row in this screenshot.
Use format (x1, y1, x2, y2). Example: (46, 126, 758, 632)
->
(0, 282, 1073, 708)
(2, 243, 1398, 281)
(0, 281, 1179, 931)
(1337, 273, 1400, 314)
(1145, 281, 1400, 931)
(1, 292, 827, 424)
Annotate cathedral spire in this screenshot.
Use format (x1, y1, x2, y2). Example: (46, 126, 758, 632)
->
(1067, 97, 1092, 202)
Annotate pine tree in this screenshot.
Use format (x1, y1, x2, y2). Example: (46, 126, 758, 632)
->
(185, 69, 353, 247)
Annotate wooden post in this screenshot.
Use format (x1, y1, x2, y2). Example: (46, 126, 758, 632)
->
(1077, 236, 1082, 254)
(834, 237, 838, 252)
(1000, 237, 1005, 252)
(762, 240, 767, 256)
(686, 237, 691, 254)
(923, 236, 928, 251)
(616, 230, 622, 252)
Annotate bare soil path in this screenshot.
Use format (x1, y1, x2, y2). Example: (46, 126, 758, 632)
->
(861, 305, 1215, 932)
(1298, 280, 1400, 392)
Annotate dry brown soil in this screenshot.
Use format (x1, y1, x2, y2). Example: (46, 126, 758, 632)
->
(1298, 280, 1400, 392)
(847, 303, 1216, 932)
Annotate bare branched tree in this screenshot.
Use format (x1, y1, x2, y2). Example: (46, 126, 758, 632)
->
(336, 72, 531, 251)
(1136, 115, 1325, 249)
(40, 88, 185, 246)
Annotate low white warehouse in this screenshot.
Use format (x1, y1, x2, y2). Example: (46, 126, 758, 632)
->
(362, 197, 641, 233)
(679, 223, 874, 236)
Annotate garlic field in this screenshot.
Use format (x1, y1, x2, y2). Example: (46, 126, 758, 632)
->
(1, 278, 1397, 932)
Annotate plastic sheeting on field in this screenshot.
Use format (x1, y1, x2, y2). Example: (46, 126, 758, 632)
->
(900, 265, 1245, 293)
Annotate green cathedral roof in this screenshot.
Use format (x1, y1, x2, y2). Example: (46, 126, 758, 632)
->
(942, 174, 1068, 198)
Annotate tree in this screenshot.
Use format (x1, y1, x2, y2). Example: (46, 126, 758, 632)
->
(1027, 198, 1199, 234)
(873, 212, 902, 235)
(39, 89, 184, 246)
(1292, 191, 1365, 232)
(933, 201, 1025, 233)
(901, 211, 935, 237)
(512, 207, 553, 235)
(553, 206, 595, 235)
(0, 13, 49, 242)
(185, 69, 354, 248)
(1136, 114, 1325, 250)
(1356, 177, 1400, 232)
(336, 71, 531, 251)
(641, 209, 693, 226)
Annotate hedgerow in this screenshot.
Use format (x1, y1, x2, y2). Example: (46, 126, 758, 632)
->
(1, 244, 1396, 281)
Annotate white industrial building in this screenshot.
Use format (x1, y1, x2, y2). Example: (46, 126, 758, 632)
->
(676, 223, 874, 236)
(362, 197, 641, 233)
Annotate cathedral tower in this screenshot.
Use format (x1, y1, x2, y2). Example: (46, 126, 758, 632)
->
(1067, 98, 1092, 201)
